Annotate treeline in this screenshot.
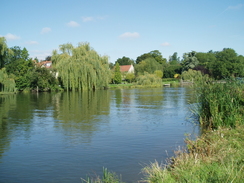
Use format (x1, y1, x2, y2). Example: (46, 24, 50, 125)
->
(1, 36, 244, 92)
(113, 49, 244, 80)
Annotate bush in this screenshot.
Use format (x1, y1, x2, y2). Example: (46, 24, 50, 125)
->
(182, 69, 202, 82)
(136, 72, 162, 87)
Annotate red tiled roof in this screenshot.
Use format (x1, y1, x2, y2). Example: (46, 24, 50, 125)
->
(120, 65, 131, 72)
(37, 61, 52, 68)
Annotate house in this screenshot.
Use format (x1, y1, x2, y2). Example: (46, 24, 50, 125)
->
(36, 61, 52, 68)
(120, 64, 134, 74)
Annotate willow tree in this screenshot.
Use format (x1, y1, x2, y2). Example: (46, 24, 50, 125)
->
(0, 68, 16, 92)
(0, 37, 13, 69)
(52, 42, 111, 91)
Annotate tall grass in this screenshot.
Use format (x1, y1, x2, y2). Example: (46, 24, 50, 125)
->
(141, 125, 244, 183)
(194, 78, 244, 129)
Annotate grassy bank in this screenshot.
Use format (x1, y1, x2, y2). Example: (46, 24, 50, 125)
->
(108, 83, 164, 89)
(162, 78, 180, 86)
(142, 125, 244, 182)
(108, 78, 180, 89)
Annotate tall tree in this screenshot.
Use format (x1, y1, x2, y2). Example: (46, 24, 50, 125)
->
(136, 50, 166, 65)
(52, 42, 111, 91)
(45, 56, 51, 61)
(115, 56, 134, 65)
(210, 48, 243, 79)
(0, 37, 13, 69)
(30, 67, 58, 91)
(149, 50, 167, 65)
(169, 52, 180, 65)
(181, 51, 199, 71)
(113, 62, 122, 84)
(0, 68, 16, 92)
(135, 57, 163, 76)
(5, 46, 34, 90)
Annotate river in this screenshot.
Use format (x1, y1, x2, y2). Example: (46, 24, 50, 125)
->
(0, 87, 199, 183)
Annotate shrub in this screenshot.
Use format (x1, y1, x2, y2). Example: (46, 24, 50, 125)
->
(136, 72, 162, 87)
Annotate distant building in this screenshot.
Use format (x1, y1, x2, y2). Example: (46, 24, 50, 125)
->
(37, 61, 52, 68)
(119, 65, 134, 73)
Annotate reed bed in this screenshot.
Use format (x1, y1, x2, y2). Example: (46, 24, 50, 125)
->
(194, 78, 244, 129)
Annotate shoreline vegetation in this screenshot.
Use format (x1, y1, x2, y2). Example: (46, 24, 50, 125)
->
(82, 78, 244, 183)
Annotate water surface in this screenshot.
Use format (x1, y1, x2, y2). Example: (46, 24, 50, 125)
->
(0, 87, 199, 183)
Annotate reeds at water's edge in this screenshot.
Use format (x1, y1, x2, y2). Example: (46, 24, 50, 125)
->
(193, 77, 244, 130)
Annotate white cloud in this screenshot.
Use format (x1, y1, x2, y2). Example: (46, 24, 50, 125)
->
(227, 4, 243, 10)
(67, 21, 80, 27)
(41, 27, 51, 34)
(82, 16, 94, 22)
(119, 32, 140, 39)
(4, 33, 20, 41)
(161, 42, 171, 47)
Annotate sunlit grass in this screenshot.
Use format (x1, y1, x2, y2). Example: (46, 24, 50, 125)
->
(142, 125, 244, 183)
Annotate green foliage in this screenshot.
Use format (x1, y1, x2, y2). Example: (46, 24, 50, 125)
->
(209, 48, 244, 79)
(125, 72, 135, 83)
(109, 62, 114, 69)
(195, 48, 244, 79)
(163, 65, 182, 78)
(4, 46, 34, 90)
(136, 72, 162, 86)
(196, 51, 216, 68)
(114, 62, 122, 84)
(52, 42, 111, 91)
(181, 51, 199, 71)
(181, 69, 202, 82)
(135, 58, 163, 76)
(115, 56, 134, 65)
(149, 50, 167, 65)
(194, 78, 244, 129)
(0, 68, 16, 92)
(154, 70, 163, 78)
(0, 37, 13, 69)
(136, 50, 166, 65)
(169, 52, 181, 65)
(45, 56, 51, 61)
(30, 67, 59, 91)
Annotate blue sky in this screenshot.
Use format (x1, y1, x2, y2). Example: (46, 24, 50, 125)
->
(1, 0, 244, 63)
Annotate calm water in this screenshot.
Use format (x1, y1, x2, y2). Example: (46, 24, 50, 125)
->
(0, 87, 199, 183)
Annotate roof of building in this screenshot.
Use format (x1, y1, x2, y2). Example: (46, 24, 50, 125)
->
(120, 65, 132, 72)
(37, 61, 52, 68)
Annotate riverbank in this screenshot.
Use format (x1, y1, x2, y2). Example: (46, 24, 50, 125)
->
(141, 79, 244, 183)
(142, 124, 244, 182)
(108, 80, 180, 89)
